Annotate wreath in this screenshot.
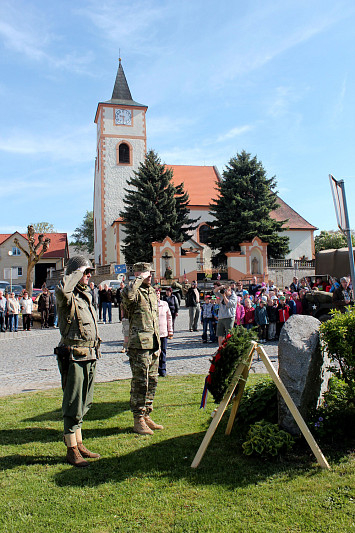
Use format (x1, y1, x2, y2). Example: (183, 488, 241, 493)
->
(202, 326, 257, 405)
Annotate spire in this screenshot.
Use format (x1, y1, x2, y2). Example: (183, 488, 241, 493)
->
(111, 58, 133, 101)
(104, 58, 146, 108)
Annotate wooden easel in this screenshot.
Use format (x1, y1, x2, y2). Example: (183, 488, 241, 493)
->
(191, 341, 330, 470)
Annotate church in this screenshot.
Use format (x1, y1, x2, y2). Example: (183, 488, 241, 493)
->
(93, 61, 316, 281)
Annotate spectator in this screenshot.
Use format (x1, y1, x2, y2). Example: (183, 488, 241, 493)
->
(234, 296, 245, 326)
(20, 291, 33, 331)
(116, 281, 125, 321)
(235, 281, 249, 299)
(329, 276, 340, 293)
(100, 284, 112, 324)
(211, 295, 219, 339)
(277, 296, 290, 339)
(243, 298, 255, 330)
(156, 288, 173, 377)
(214, 284, 238, 347)
(333, 276, 352, 311)
(162, 287, 179, 331)
(286, 292, 296, 315)
(200, 294, 216, 343)
(97, 284, 103, 321)
(0, 290, 6, 332)
(266, 297, 278, 341)
(38, 287, 52, 329)
(290, 277, 300, 293)
(299, 289, 309, 314)
(293, 292, 302, 314)
(185, 281, 200, 332)
(89, 282, 99, 311)
(249, 276, 260, 298)
(255, 297, 269, 343)
(7, 292, 20, 332)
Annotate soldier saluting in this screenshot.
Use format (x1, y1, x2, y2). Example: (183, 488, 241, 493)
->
(55, 255, 101, 467)
(121, 262, 163, 435)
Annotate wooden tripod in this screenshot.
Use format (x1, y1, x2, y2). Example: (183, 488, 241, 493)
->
(191, 341, 330, 470)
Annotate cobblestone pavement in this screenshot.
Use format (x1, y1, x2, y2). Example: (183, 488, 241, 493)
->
(0, 306, 278, 396)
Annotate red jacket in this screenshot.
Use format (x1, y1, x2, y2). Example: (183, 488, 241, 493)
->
(244, 307, 255, 324)
(278, 304, 290, 323)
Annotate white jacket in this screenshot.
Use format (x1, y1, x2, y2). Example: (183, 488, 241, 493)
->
(7, 297, 20, 314)
(20, 297, 33, 314)
(158, 300, 173, 338)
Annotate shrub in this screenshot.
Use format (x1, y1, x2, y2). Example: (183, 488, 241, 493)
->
(242, 420, 294, 457)
(319, 307, 355, 401)
(308, 377, 355, 443)
(236, 377, 278, 429)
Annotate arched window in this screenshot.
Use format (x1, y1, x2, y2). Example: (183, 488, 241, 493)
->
(199, 224, 210, 244)
(119, 143, 130, 164)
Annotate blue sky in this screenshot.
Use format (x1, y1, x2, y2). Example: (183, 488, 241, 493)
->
(1, 0, 355, 238)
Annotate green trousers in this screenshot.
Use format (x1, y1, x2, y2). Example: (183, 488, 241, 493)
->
(128, 348, 159, 416)
(58, 358, 96, 434)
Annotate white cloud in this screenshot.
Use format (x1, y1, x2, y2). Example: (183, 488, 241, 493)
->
(0, 125, 95, 163)
(216, 125, 252, 143)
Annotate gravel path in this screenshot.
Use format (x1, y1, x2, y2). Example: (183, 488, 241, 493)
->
(0, 306, 278, 396)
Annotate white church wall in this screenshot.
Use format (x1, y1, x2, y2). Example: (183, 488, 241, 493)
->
(102, 107, 146, 136)
(283, 230, 313, 260)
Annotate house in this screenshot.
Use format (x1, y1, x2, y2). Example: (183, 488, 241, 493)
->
(0, 232, 69, 288)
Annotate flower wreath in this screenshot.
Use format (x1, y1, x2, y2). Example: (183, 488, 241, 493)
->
(201, 326, 257, 406)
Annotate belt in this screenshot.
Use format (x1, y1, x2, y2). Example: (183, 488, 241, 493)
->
(61, 338, 98, 348)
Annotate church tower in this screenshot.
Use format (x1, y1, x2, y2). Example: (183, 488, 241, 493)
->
(93, 60, 147, 265)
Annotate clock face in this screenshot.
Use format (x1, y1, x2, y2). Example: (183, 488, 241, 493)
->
(115, 109, 132, 125)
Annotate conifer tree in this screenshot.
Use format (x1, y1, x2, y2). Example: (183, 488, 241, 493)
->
(208, 150, 289, 264)
(120, 150, 199, 264)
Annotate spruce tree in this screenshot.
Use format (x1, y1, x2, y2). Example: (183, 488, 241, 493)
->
(120, 150, 199, 264)
(208, 150, 289, 264)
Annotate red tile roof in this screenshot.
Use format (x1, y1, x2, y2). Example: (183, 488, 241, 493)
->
(271, 197, 317, 230)
(168, 165, 220, 207)
(0, 232, 69, 258)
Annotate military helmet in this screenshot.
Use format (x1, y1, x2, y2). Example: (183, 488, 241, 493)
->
(133, 262, 155, 273)
(66, 255, 95, 275)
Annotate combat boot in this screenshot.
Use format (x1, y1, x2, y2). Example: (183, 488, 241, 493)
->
(144, 415, 164, 431)
(75, 429, 100, 459)
(133, 416, 154, 435)
(64, 433, 89, 468)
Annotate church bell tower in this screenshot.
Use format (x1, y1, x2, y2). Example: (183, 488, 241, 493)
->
(93, 60, 147, 266)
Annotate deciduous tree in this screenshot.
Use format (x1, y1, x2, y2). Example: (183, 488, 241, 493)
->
(14, 225, 50, 296)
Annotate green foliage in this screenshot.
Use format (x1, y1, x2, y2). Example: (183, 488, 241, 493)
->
(120, 150, 199, 264)
(242, 420, 294, 457)
(208, 150, 289, 264)
(315, 230, 354, 254)
(30, 222, 56, 233)
(206, 326, 257, 404)
(70, 210, 94, 253)
(308, 377, 355, 443)
(236, 377, 278, 429)
(319, 306, 355, 400)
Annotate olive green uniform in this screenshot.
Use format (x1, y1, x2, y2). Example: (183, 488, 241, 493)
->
(55, 270, 100, 434)
(121, 275, 160, 416)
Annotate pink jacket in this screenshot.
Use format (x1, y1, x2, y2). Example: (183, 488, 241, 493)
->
(234, 303, 245, 325)
(158, 300, 173, 338)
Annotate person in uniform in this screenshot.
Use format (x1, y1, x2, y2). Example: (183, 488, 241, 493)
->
(121, 262, 163, 435)
(55, 255, 101, 467)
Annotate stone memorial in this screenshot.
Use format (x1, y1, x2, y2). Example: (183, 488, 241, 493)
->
(278, 315, 331, 435)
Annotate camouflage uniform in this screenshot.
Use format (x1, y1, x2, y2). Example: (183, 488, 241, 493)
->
(121, 269, 160, 417)
(56, 269, 100, 435)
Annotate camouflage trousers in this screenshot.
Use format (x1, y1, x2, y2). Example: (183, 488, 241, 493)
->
(128, 348, 159, 416)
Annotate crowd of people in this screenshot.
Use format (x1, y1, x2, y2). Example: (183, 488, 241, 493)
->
(185, 274, 354, 346)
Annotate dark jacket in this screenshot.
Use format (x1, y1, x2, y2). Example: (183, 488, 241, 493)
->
(38, 292, 52, 311)
(266, 304, 279, 323)
(186, 287, 199, 307)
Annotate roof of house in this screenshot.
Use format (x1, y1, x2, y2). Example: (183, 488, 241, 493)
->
(271, 197, 317, 230)
(168, 165, 221, 207)
(0, 232, 69, 259)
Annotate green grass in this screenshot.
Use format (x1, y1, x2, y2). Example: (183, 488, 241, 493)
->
(0, 374, 354, 533)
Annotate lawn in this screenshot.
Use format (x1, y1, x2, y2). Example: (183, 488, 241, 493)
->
(0, 374, 354, 533)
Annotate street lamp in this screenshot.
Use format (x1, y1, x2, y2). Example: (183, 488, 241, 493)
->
(8, 250, 13, 292)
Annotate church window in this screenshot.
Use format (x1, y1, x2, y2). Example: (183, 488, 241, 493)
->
(119, 143, 130, 164)
(199, 224, 210, 244)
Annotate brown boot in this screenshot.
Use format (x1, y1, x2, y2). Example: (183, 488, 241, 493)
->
(133, 416, 154, 435)
(76, 429, 100, 459)
(64, 433, 89, 468)
(66, 446, 90, 468)
(144, 415, 164, 430)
